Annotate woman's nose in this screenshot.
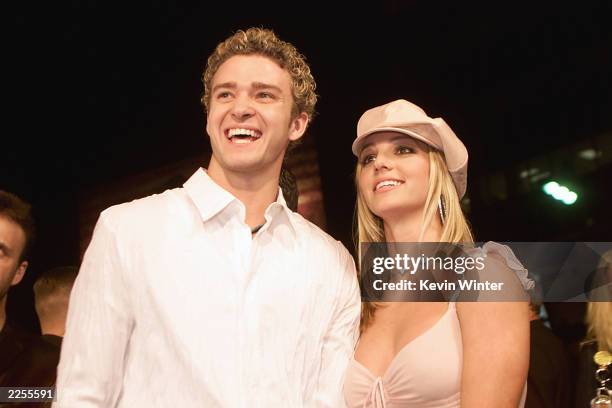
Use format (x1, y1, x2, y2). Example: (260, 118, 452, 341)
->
(373, 154, 393, 171)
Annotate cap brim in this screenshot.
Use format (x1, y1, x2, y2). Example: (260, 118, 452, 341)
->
(352, 127, 442, 156)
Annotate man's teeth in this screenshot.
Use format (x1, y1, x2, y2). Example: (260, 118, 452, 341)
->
(228, 128, 261, 138)
(375, 180, 402, 191)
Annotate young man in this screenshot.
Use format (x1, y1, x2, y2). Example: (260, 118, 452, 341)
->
(0, 190, 35, 385)
(1, 266, 78, 389)
(55, 28, 360, 407)
(34, 266, 78, 339)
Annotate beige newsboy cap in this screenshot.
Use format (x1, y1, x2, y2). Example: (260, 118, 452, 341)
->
(353, 99, 468, 198)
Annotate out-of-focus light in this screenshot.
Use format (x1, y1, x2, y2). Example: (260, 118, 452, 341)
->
(542, 181, 578, 205)
(578, 148, 600, 160)
(552, 186, 569, 200)
(530, 171, 550, 183)
(562, 192, 578, 205)
(543, 181, 559, 195)
(520, 168, 540, 179)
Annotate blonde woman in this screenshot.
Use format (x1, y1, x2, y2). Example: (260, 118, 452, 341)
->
(586, 303, 612, 353)
(575, 253, 612, 407)
(343, 100, 533, 407)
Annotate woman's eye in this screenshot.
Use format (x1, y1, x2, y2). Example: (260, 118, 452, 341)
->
(361, 154, 376, 165)
(397, 146, 413, 154)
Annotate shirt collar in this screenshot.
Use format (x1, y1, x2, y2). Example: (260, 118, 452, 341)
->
(266, 188, 297, 236)
(184, 168, 238, 223)
(184, 168, 297, 236)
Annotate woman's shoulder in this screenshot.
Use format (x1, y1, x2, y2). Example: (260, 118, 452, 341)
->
(459, 241, 534, 301)
(481, 241, 534, 289)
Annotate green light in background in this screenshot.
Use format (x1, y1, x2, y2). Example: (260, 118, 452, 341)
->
(543, 181, 559, 195)
(542, 181, 578, 205)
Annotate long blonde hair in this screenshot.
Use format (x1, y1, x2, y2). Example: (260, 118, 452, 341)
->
(585, 252, 612, 351)
(586, 302, 612, 352)
(354, 147, 474, 332)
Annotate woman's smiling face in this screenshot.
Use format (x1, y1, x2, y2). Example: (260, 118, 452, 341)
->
(357, 132, 431, 221)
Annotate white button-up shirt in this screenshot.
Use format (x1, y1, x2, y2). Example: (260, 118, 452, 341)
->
(54, 169, 361, 408)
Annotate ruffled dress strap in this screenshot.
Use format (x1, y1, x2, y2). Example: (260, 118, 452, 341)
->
(480, 241, 534, 291)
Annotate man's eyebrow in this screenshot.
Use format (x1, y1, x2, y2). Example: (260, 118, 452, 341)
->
(252, 82, 282, 92)
(211, 82, 237, 93)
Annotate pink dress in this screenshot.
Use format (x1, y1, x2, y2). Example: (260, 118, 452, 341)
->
(343, 242, 531, 408)
(344, 302, 462, 408)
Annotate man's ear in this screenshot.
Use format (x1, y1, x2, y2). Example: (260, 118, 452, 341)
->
(205, 120, 211, 141)
(11, 261, 28, 286)
(288, 112, 309, 142)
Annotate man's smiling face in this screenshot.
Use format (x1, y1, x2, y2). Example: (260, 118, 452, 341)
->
(206, 54, 307, 176)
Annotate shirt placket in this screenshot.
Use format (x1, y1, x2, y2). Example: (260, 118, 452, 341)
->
(237, 219, 255, 408)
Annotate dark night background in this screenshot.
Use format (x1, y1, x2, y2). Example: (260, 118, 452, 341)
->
(3, 1, 611, 335)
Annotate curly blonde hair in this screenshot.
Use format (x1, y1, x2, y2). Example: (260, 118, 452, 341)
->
(201, 27, 317, 123)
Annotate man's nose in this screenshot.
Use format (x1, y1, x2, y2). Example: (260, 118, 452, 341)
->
(231, 95, 255, 121)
